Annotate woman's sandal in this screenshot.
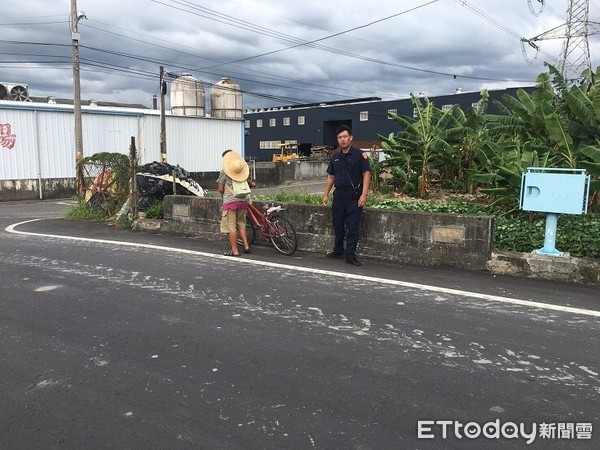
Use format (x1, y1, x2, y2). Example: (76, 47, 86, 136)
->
(243, 247, 252, 254)
(223, 250, 241, 257)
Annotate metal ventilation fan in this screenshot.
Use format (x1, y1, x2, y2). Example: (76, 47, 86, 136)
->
(0, 83, 29, 101)
(10, 85, 29, 101)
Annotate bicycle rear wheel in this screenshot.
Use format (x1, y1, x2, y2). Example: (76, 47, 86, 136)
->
(237, 217, 256, 246)
(269, 215, 297, 256)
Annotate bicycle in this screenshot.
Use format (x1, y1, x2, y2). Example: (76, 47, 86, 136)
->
(238, 201, 298, 256)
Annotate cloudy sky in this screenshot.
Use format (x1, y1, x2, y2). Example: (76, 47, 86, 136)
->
(1, 0, 599, 110)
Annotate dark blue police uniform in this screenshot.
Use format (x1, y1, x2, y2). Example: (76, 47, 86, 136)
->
(326, 147, 371, 261)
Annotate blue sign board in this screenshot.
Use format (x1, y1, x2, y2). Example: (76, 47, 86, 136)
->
(520, 168, 590, 215)
(520, 168, 590, 256)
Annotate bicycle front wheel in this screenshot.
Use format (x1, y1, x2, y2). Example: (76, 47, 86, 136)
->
(269, 215, 298, 256)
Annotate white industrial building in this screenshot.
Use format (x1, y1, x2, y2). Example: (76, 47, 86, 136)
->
(0, 76, 244, 201)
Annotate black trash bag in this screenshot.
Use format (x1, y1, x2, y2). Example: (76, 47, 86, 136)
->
(136, 161, 204, 211)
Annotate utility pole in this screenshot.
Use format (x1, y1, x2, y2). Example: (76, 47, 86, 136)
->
(160, 66, 167, 163)
(71, 0, 86, 194)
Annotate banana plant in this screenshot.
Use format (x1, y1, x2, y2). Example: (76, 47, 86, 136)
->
(443, 90, 494, 193)
(484, 64, 600, 208)
(380, 95, 462, 198)
(473, 140, 553, 210)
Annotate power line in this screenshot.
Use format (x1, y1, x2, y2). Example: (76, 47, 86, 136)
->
(0, 49, 348, 106)
(153, 0, 533, 83)
(453, 0, 559, 63)
(82, 22, 221, 65)
(454, 0, 523, 40)
(196, 0, 441, 69)
(0, 2, 548, 108)
(56, 26, 402, 100)
(1, 2, 542, 96)
(0, 20, 68, 25)
(0, 39, 71, 48)
(0, 38, 356, 101)
(78, 21, 365, 98)
(78, 45, 360, 100)
(544, 1, 567, 20)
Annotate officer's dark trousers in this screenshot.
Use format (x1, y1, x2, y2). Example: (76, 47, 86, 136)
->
(332, 189, 362, 258)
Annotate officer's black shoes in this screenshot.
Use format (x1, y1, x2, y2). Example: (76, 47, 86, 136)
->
(328, 250, 361, 265)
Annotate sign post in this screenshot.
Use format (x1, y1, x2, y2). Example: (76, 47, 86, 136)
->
(520, 167, 590, 256)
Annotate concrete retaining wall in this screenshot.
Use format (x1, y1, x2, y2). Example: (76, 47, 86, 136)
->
(274, 160, 329, 181)
(187, 161, 327, 192)
(0, 178, 76, 201)
(294, 160, 329, 180)
(158, 195, 494, 270)
(487, 251, 600, 285)
(190, 164, 285, 191)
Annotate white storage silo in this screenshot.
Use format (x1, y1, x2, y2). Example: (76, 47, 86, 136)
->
(211, 77, 243, 119)
(170, 73, 205, 117)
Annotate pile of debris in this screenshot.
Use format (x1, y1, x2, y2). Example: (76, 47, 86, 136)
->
(309, 145, 336, 160)
(136, 161, 204, 210)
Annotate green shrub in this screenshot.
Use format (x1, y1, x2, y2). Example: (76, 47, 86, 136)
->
(493, 212, 600, 258)
(253, 189, 324, 205)
(64, 197, 104, 221)
(81, 152, 131, 217)
(114, 214, 135, 229)
(144, 201, 164, 219)
(368, 197, 496, 215)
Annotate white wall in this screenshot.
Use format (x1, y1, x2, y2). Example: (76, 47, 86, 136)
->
(0, 101, 243, 181)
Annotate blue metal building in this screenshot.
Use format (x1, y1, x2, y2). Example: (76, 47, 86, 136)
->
(243, 87, 529, 161)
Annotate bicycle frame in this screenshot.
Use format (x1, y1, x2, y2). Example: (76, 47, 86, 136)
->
(238, 201, 298, 256)
(245, 202, 280, 238)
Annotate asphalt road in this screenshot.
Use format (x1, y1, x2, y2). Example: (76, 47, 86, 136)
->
(0, 199, 598, 449)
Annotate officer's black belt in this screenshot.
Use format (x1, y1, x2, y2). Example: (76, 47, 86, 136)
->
(334, 186, 354, 192)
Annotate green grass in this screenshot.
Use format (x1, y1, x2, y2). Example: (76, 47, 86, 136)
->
(253, 189, 324, 204)
(113, 214, 135, 229)
(64, 197, 104, 221)
(144, 201, 164, 219)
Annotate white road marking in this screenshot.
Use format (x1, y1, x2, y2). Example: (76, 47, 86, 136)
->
(35, 285, 62, 292)
(6, 218, 600, 318)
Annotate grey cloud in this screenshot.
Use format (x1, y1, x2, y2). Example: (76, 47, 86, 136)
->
(0, 0, 597, 109)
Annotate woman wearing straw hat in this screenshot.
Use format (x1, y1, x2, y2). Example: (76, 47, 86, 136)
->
(217, 150, 251, 256)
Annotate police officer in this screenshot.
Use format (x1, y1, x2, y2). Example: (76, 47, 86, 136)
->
(322, 125, 371, 266)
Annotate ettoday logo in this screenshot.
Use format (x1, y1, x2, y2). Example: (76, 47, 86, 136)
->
(417, 420, 593, 444)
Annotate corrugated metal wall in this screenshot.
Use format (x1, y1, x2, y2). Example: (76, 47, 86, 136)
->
(155, 116, 244, 173)
(0, 109, 39, 179)
(38, 110, 76, 178)
(0, 103, 243, 181)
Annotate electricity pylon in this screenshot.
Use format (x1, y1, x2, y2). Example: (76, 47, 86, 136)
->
(522, 0, 600, 82)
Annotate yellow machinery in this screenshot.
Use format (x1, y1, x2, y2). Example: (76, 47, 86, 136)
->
(272, 143, 300, 163)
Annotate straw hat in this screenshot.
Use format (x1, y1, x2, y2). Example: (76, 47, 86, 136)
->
(222, 150, 249, 181)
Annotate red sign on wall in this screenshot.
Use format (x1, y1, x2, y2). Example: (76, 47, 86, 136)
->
(1, 123, 16, 150)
